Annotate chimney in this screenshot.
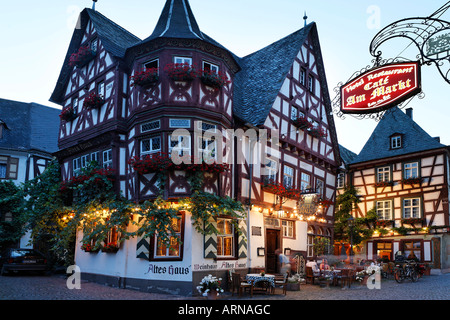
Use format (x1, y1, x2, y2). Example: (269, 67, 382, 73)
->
(406, 108, 413, 119)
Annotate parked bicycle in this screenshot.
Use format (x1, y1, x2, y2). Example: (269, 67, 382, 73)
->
(394, 260, 419, 283)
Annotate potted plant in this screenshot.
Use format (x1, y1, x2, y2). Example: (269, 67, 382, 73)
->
(374, 181, 394, 188)
(69, 45, 97, 68)
(164, 63, 198, 81)
(292, 116, 312, 130)
(287, 274, 301, 291)
(200, 69, 230, 90)
(59, 106, 77, 122)
(83, 92, 105, 109)
(102, 242, 119, 253)
(401, 177, 423, 186)
(81, 242, 99, 253)
(308, 127, 327, 138)
(131, 68, 159, 88)
(196, 274, 224, 300)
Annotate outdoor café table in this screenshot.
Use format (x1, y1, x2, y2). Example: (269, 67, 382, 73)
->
(245, 274, 275, 290)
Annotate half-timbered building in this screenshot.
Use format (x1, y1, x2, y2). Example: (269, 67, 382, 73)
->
(51, 0, 340, 295)
(340, 107, 450, 272)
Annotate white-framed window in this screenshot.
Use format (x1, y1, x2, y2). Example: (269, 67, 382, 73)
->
(198, 121, 217, 132)
(91, 152, 99, 164)
(376, 200, 393, 220)
(73, 157, 81, 173)
(97, 81, 105, 97)
(169, 134, 191, 157)
(174, 56, 192, 65)
(217, 218, 234, 257)
(391, 135, 402, 149)
(337, 172, 345, 189)
(203, 61, 219, 73)
(283, 166, 295, 188)
(72, 97, 79, 114)
(282, 220, 295, 238)
(144, 58, 159, 71)
(300, 68, 306, 86)
(154, 216, 182, 259)
(198, 136, 216, 162)
(403, 198, 421, 219)
(300, 172, 311, 192)
(264, 159, 278, 183)
(81, 154, 90, 168)
(141, 136, 161, 156)
(291, 106, 298, 121)
(308, 75, 314, 92)
(316, 178, 324, 196)
(377, 166, 391, 182)
(90, 38, 98, 52)
(307, 226, 314, 257)
(404, 162, 419, 179)
(103, 149, 113, 168)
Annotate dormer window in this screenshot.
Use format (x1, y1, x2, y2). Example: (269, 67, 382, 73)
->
(203, 61, 219, 74)
(391, 135, 402, 149)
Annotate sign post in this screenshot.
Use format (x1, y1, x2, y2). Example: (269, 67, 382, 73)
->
(340, 61, 421, 114)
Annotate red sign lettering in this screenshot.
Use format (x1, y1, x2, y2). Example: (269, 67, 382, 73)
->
(340, 62, 421, 114)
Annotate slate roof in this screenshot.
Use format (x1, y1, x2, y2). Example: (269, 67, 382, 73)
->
(339, 145, 357, 166)
(233, 23, 314, 126)
(350, 106, 446, 164)
(0, 98, 60, 154)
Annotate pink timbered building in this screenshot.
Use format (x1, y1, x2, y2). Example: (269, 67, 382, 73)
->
(51, 1, 340, 295)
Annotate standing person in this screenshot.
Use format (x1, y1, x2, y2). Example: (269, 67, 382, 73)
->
(275, 249, 291, 275)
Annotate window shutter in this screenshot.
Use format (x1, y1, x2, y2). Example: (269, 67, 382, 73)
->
(7, 157, 19, 180)
(204, 216, 217, 259)
(238, 219, 247, 259)
(136, 217, 150, 259)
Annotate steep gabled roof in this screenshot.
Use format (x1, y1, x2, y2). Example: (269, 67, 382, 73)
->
(50, 8, 141, 105)
(0, 98, 60, 154)
(351, 106, 446, 164)
(233, 23, 314, 126)
(339, 145, 357, 166)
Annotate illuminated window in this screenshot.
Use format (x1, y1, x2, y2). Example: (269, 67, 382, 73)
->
(217, 218, 234, 257)
(154, 216, 182, 259)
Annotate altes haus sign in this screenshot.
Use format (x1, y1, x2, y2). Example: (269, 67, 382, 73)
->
(340, 62, 421, 114)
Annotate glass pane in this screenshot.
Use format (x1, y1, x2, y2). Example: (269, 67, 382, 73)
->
(223, 237, 232, 256)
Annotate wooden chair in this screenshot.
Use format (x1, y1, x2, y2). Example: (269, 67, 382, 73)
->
(231, 273, 253, 297)
(338, 268, 355, 288)
(305, 266, 319, 284)
(272, 273, 288, 295)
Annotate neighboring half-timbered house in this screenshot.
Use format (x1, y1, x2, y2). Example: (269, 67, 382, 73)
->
(340, 107, 450, 272)
(51, 0, 340, 295)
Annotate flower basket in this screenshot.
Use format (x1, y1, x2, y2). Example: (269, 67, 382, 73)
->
(308, 127, 327, 138)
(83, 92, 105, 109)
(69, 46, 97, 68)
(401, 177, 423, 186)
(131, 68, 159, 88)
(196, 274, 224, 298)
(401, 218, 424, 226)
(59, 106, 77, 122)
(102, 242, 119, 253)
(200, 69, 230, 90)
(292, 117, 312, 130)
(81, 243, 100, 253)
(261, 180, 301, 200)
(376, 220, 394, 228)
(164, 63, 198, 81)
(374, 181, 394, 188)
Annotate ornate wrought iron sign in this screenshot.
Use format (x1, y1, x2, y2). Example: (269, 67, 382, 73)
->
(340, 61, 421, 114)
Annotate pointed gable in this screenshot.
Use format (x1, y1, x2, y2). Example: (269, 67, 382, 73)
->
(351, 106, 446, 164)
(50, 8, 141, 105)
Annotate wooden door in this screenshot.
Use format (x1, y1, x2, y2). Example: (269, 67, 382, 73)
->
(266, 229, 280, 273)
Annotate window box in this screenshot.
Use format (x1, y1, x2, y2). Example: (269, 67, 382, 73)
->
(80, 243, 100, 253)
(131, 68, 159, 88)
(83, 92, 105, 110)
(401, 177, 423, 186)
(261, 179, 301, 200)
(59, 106, 77, 122)
(375, 220, 394, 228)
(101, 242, 119, 253)
(308, 127, 327, 138)
(164, 63, 198, 81)
(69, 46, 97, 68)
(401, 218, 424, 226)
(292, 117, 313, 130)
(200, 69, 230, 90)
(374, 181, 394, 188)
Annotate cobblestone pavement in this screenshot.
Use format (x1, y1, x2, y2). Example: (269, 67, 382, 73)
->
(0, 273, 449, 300)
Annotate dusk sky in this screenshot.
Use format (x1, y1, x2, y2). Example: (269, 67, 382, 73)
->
(1, 0, 449, 154)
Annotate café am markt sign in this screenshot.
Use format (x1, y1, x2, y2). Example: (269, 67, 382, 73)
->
(340, 61, 421, 114)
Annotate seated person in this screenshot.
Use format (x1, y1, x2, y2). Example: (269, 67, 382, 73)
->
(320, 259, 330, 271)
(306, 261, 320, 275)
